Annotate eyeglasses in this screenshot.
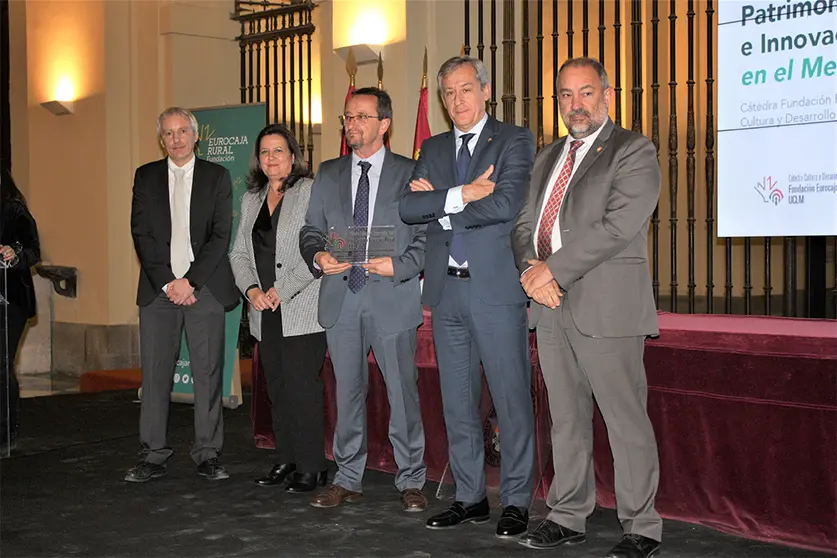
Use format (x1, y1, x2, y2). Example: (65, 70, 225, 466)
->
(339, 113, 384, 126)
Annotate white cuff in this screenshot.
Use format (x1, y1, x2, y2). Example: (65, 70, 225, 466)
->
(444, 185, 466, 214)
(438, 215, 452, 230)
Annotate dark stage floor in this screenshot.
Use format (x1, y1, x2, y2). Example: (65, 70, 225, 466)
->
(1, 390, 832, 557)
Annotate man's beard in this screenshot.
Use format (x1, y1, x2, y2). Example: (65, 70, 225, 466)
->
(345, 129, 366, 150)
(564, 106, 606, 138)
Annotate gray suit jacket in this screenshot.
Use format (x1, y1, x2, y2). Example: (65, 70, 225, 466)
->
(300, 150, 425, 334)
(511, 118, 660, 338)
(399, 115, 534, 307)
(229, 177, 322, 340)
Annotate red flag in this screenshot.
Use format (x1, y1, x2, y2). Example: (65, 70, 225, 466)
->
(412, 86, 431, 160)
(340, 84, 355, 156)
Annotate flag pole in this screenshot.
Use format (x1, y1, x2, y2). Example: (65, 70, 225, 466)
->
(412, 47, 432, 160)
(339, 48, 357, 156)
(347, 47, 357, 87)
(422, 46, 428, 89)
(377, 53, 391, 149)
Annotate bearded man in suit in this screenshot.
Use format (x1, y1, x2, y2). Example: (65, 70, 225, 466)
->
(300, 87, 428, 513)
(512, 57, 663, 558)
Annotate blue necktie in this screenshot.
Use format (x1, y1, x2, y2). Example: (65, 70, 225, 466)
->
(450, 133, 474, 265)
(348, 161, 372, 293)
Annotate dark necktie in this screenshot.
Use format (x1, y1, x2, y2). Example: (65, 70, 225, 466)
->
(348, 161, 372, 293)
(449, 132, 474, 265)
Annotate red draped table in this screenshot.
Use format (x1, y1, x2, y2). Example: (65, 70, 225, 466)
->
(251, 310, 837, 553)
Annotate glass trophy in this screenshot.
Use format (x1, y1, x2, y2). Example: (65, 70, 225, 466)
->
(326, 225, 397, 263)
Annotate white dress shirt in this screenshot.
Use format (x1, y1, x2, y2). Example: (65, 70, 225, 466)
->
(441, 112, 489, 267)
(351, 145, 386, 231)
(534, 120, 607, 255)
(163, 154, 195, 292)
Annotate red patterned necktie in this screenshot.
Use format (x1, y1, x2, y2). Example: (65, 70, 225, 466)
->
(536, 140, 583, 260)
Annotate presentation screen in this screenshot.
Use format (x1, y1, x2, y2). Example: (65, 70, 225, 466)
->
(717, 0, 837, 237)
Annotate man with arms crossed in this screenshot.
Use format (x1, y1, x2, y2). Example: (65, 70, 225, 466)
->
(512, 57, 662, 558)
(399, 56, 535, 539)
(300, 87, 428, 512)
(127, 106, 239, 483)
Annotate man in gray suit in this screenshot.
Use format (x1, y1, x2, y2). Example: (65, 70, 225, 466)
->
(300, 87, 428, 512)
(511, 57, 662, 558)
(399, 56, 535, 539)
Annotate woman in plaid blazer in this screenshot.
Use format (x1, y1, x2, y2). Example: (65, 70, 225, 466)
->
(230, 124, 327, 493)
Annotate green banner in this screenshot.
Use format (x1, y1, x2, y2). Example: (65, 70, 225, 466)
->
(170, 103, 266, 408)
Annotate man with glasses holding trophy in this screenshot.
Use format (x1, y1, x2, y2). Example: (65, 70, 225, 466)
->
(300, 87, 429, 513)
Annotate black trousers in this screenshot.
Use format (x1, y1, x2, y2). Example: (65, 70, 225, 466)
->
(258, 306, 327, 474)
(0, 302, 28, 446)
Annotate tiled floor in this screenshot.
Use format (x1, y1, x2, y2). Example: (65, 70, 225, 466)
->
(18, 372, 80, 398)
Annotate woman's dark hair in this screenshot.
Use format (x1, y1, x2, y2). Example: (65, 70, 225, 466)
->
(0, 165, 27, 206)
(246, 124, 310, 193)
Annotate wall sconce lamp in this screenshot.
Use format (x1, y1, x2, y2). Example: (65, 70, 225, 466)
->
(41, 100, 74, 116)
(334, 44, 381, 66)
(333, 1, 402, 64)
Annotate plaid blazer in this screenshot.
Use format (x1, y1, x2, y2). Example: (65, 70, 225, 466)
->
(229, 177, 322, 340)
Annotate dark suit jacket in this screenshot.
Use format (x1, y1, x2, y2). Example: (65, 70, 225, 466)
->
(300, 149, 426, 333)
(511, 118, 660, 338)
(130, 157, 238, 309)
(0, 199, 41, 318)
(399, 115, 534, 307)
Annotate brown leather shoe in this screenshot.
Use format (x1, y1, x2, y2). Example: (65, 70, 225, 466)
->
(309, 483, 362, 508)
(400, 488, 428, 512)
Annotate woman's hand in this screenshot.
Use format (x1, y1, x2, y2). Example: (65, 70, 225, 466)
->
(264, 287, 280, 311)
(247, 287, 272, 312)
(0, 245, 16, 263)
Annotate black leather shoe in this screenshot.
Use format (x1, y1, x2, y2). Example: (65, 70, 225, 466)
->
(197, 458, 229, 481)
(426, 497, 490, 529)
(605, 534, 661, 558)
(254, 463, 296, 486)
(124, 461, 167, 483)
(518, 519, 586, 549)
(496, 505, 529, 539)
(286, 470, 328, 493)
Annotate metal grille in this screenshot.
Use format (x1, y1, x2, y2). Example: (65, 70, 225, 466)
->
(233, 0, 317, 166)
(463, 0, 835, 318)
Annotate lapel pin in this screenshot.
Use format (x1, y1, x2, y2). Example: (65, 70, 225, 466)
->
(487, 137, 493, 143)
(596, 146, 604, 153)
